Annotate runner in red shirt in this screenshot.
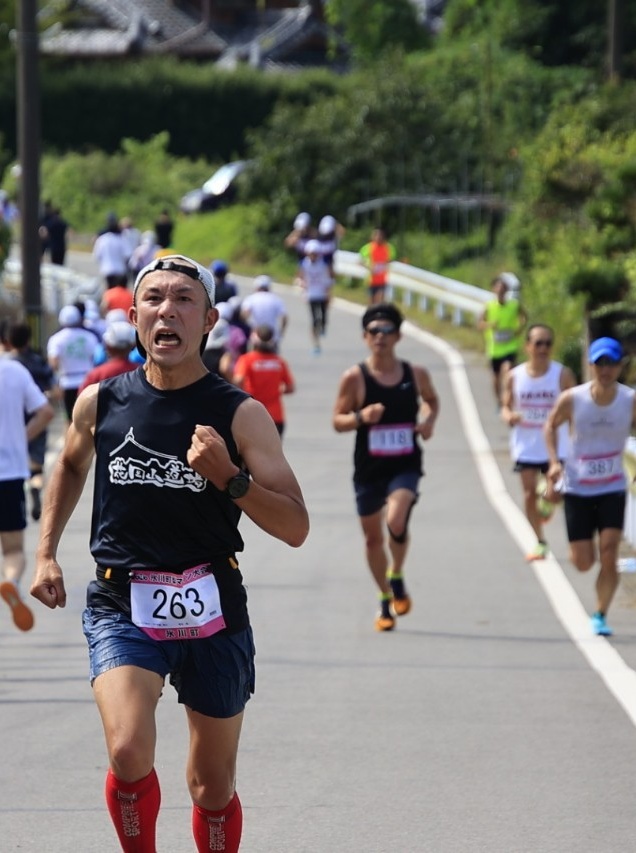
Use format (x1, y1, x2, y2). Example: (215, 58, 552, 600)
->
(233, 325, 295, 436)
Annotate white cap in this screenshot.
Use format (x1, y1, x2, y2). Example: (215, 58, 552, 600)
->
(58, 305, 81, 327)
(133, 254, 215, 305)
(216, 301, 234, 321)
(103, 321, 136, 349)
(318, 215, 336, 235)
(294, 212, 311, 230)
(254, 274, 272, 291)
(205, 319, 230, 350)
(105, 308, 129, 325)
(305, 239, 321, 255)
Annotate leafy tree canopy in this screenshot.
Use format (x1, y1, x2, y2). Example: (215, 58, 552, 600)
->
(325, 0, 430, 63)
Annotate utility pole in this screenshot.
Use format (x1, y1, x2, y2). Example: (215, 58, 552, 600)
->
(16, 0, 42, 348)
(607, 0, 624, 83)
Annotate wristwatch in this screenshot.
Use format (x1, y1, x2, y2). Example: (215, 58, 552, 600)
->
(225, 470, 251, 500)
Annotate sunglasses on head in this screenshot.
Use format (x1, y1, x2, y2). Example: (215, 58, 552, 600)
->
(365, 324, 397, 336)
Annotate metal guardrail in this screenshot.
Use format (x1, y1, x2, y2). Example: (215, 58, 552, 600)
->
(0, 258, 101, 314)
(334, 249, 491, 325)
(1, 250, 491, 329)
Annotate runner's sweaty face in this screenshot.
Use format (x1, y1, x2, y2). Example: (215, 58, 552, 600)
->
(132, 269, 216, 366)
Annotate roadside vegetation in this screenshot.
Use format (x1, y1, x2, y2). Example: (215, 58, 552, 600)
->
(1, 0, 636, 369)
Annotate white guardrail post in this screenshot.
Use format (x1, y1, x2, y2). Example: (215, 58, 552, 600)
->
(0, 259, 102, 312)
(333, 250, 491, 325)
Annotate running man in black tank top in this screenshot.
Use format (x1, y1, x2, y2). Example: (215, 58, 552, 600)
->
(332, 303, 439, 632)
(30, 254, 309, 853)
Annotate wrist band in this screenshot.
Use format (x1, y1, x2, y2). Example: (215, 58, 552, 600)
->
(354, 410, 363, 427)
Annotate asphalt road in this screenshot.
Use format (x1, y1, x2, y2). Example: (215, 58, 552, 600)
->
(2, 253, 636, 852)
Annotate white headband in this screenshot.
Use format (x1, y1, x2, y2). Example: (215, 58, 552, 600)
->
(133, 254, 215, 305)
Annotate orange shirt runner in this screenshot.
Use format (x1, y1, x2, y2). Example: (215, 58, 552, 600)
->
(233, 350, 294, 427)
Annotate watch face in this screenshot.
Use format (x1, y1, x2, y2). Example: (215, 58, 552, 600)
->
(228, 473, 249, 498)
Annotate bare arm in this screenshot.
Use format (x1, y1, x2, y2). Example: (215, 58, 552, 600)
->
(187, 398, 308, 548)
(544, 390, 573, 483)
(31, 385, 97, 609)
(332, 365, 384, 433)
(412, 365, 439, 440)
(500, 370, 521, 426)
(560, 365, 577, 391)
(26, 402, 55, 442)
(477, 306, 491, 332)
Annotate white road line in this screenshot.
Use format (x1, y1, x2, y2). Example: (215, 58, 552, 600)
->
(404, 316, 636, 728)
(334, 298, 636, 725)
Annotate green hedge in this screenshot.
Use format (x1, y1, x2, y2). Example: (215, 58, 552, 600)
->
(0, 58, 339, 160)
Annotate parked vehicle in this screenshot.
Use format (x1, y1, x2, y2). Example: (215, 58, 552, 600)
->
(179, 160, 250, 214)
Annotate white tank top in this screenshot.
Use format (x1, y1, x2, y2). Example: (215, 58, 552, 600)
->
(509, 361, 568, 463)
(564, 381, 635, 496)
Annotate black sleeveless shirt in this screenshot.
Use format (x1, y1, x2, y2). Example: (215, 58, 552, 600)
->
(88, 369, 251, 630)
(353, 361, 422, 484)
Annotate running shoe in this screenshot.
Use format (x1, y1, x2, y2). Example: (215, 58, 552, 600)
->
(0, 581, 35, 632)
(590, 612, 613, 636)
(388, 575, 412, 616)
(525, 542, 548, 562)
(535, 475, 555, 521)
(374, 597, 395, 632)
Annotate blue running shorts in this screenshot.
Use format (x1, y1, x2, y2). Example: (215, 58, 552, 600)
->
(82, 603, 255, 719)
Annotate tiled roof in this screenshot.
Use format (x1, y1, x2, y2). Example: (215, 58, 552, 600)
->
(39, 0, 345, 67)
(40, 0, 227, 58)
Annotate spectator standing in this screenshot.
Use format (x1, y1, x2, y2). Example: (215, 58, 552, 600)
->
(299, 239, 333, 354)
(0, 344, 54, 631)
(154, 208, 174, 249)
(7, 322, 58, 521)
(240, 275, 288, 347)
(46, 207, 70, 265)
(47, 305, 99, 422)
(38, 200, 54, 260)
(359, 228, 397, 305)
(233, 325, 295, 437)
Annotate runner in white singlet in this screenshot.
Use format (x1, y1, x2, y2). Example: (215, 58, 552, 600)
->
(545, 337, 636, 636)
(501, 324, 575, 561)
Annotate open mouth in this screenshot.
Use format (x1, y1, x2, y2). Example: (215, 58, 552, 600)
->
(154, 330, 181, 347)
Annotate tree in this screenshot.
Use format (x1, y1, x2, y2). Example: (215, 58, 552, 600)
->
(325, 0, 429, 63)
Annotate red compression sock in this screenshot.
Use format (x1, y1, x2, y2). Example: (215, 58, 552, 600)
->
(105, 767, 161, 853)
(192, 791, 243, 852)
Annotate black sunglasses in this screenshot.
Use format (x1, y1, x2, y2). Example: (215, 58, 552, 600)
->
(532, 339, 553, 347)
(366, 324, 397, 336)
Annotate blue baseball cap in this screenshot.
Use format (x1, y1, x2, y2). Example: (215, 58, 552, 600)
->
(588, 337, 623, 363)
